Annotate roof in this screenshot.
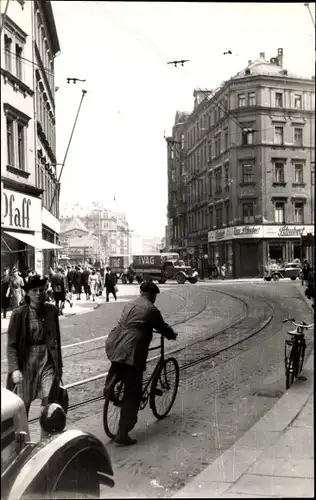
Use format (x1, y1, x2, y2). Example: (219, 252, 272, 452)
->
(60, 218, 89, 235)
(41, 0, 60, 55)
(233, 57, 310, 81)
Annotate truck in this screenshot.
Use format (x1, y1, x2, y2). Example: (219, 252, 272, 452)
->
(128, 253, 198, 285)
(109, 255, 132, 284)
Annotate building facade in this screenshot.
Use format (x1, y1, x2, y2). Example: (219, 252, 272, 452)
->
(1, 0, 60, 276)
(59, 218, 99, 265)
(167, 49, 315, 277)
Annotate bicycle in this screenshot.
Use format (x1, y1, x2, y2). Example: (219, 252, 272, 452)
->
(103, 334, 179, 440)
(283, 318, 314, 390)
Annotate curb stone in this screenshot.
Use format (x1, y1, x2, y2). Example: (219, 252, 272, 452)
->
(172, 351, 314, 498)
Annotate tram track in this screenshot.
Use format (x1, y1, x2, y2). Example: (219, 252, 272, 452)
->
(28, 288, 264, 426)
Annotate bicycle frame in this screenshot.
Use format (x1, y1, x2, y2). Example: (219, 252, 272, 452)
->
(142, 335, 165, 399)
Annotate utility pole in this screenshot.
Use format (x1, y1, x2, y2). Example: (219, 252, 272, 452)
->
(50, 89, 87, 213)
(304, 3, 315, 28)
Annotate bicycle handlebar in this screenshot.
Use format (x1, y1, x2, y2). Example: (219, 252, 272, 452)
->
(282, 318, 314, 329)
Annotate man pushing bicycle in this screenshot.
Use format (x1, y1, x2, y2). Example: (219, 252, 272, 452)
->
(104, 281, 177, 445)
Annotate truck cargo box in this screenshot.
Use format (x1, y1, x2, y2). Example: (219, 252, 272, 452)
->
(109, 255, 131, 269)
(132, 254, 164, 268)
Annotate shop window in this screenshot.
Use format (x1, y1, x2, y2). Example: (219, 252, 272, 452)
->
(274, 126, 284, 145)
(242, 203, 254, 224)
(242, 164, 253, 184)
(294, 202, 304, 224)
(293, 244, 301, 260)
(274, 162, 285, 183)
(269, 245, 284, 265)
(294, 163, 304, 184)
(274, 201, 285, 223)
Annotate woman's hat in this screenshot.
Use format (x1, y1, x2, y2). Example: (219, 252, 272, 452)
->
(23, 274, 48, 291)
(11, 267, 18, 273)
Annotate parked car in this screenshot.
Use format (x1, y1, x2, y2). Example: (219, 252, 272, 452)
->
(264, 262, 302, 281)
(1, 388, 114, 499)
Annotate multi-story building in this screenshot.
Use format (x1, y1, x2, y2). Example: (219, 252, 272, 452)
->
(167, 49, 315, 277)
(1, 0, 60, 275)
(59, 218, 99, 265)
(59, 203, 131, 259)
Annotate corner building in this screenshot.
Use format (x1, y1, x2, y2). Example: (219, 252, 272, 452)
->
(167, 49, 315, 277)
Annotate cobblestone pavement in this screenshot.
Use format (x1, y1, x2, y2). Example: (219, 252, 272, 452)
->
(21, 281, 314, 497)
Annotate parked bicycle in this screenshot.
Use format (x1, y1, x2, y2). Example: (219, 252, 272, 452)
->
(103, 333, 179, 439)
(283, 318, 314, 390)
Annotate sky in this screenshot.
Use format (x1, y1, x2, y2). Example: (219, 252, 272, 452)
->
(51, 1, 315, 237)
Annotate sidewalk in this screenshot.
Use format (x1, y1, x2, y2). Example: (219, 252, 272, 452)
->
(173, 349, 314, 498)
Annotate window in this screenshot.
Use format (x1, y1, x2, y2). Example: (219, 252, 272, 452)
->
(243, 203, 254, 224)
(6, 118, 14, 166)
(294, 94, 302, 109)
(17, 124, 25, 170)
(216, 205, 223, 228)
(275, 92, 283, 107)
(238, 94, 246, 107)
(224, 165, 229, 190)
(274, 202, 285, 223)
(16, 44, 23, 80)
(294, 128, 303, 147)
(225, 202, 230, 225)
(209, 172, 213, 197)
(294, 202, 304, 224)
(4, 34, 12, 72)
(215, 168, 222, 193)
(274, 162, 285, 183)
(224, 130, 228, 150)
(294, 163, 304, 184)
(248, 92, 256, 106)
(242, 164, 253, 184)
(215, 137, 220, 157)
(209, 207, 213, 229)
(274, 126, 284, 145)
(242, 128, 254, 145)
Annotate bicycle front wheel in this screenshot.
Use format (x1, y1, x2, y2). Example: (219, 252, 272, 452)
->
(149, 357, 179, 420)
(103, 375, 124, 439)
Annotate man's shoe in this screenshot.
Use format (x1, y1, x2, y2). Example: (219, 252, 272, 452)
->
(113, 434, 137, 446)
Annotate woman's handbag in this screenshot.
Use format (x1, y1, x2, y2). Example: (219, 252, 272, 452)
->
(50, 378, 69, 413)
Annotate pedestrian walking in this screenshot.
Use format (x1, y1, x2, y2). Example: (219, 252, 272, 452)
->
(60, 269, 73, 311)
(73, 266, 83, 300)
(89, 269, 99, 302)
(67, 265, 75, 294)
(82, 266, 91, 300)
(7, 267, 24, 309)
(302, 260, 310, 286)
(105, 266, 117, 302)
(221, 263, 227, 279)
(96, 269, 103, 296)
(104, 281, 177, 445)
(6, 275, 63, 426)
(51, 267, 66, 315)
(1, 268, 11, 319)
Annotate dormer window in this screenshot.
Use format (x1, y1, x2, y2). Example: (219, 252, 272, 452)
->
(245, 69, 251, 75)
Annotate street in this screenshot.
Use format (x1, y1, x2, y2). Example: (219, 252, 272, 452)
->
(2, 280, 313, 497)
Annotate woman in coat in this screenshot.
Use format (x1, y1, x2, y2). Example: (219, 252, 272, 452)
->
(6, 275, 63, 418)
(88, 269, 99, 302)
(1, 268, 11, 318)
(7, 267, 24, 309)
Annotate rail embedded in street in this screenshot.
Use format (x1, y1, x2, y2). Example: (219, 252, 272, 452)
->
(283, 318, 314, 390)
(103, 334, 180, 440)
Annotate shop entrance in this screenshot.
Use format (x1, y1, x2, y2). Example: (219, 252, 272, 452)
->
(240, 243, 259, 277)
(268, 244, 284, 265)
(293, 244, 302, 261)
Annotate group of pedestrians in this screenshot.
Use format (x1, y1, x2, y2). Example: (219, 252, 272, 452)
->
(1, 267, 37, 318)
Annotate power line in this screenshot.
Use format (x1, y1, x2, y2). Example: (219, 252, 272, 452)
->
(2, 48, 55, 77)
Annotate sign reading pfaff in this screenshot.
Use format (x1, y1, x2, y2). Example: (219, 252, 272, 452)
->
(1, 189, 42, 232)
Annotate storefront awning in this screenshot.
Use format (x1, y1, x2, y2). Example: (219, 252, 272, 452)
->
(4, 231, 62, 250)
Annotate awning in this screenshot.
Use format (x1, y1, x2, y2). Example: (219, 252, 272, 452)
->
(4, 231, 62, 250)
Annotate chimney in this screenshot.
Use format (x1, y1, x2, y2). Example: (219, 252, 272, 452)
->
(248, 60, 252, 65)
(277, 48, 283, 68)
(259, 52, 265, 58)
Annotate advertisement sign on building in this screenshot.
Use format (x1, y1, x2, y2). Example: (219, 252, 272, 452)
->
(208, 225, 314, 243)
(1, 189, 42, 233)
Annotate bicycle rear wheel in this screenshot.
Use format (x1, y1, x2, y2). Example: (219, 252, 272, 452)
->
(103, 375, 124, 439)
(149, 357, 179, 420)
(285, 344, 297, 390)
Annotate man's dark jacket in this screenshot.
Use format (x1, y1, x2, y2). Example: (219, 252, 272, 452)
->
(106, 296, 174, 371)
(105, 271, 117, 290)
(6, 303, 63, 391)
(81, 270, 90, 285)
(51, 272, 65, 293)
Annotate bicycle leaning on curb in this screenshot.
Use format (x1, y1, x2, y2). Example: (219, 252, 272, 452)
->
(283, 318, 314, 390)
(103, 332, 179, 439)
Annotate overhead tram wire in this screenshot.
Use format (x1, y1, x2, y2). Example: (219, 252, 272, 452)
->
(2, 48, 55, 77)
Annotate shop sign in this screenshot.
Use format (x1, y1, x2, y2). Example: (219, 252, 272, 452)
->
(1, 189, 42, 232)
(263, 225, 314, 238)
(208, 225, 263, 242)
